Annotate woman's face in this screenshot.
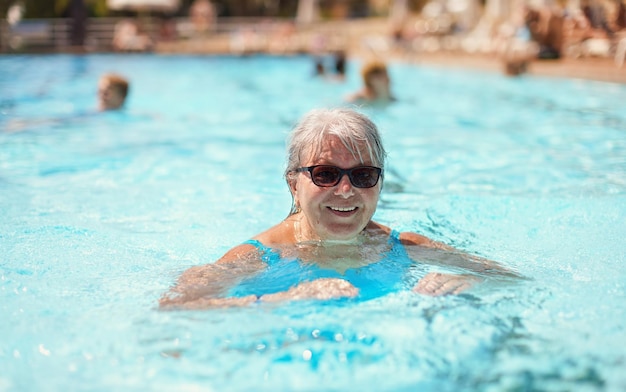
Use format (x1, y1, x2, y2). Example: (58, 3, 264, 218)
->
(290, 135, 381, 241)
(98, 79, 125, 111)
(369, 72, 389, 94)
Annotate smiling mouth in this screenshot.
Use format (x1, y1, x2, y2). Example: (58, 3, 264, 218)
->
(328, 206, 357, 213)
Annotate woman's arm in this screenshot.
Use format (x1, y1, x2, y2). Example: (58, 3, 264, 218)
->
(400, 232, 523, 296)
(401, 231, 520, 277)
(159, 244, 265, 309)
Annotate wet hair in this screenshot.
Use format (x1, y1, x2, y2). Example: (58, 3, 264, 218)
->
(284, 108, 387, 214)
(101, 73, 130, 98)
(360, 61, 388, 89)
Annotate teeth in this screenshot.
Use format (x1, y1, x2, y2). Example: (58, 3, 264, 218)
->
(330, 206, 356, 212)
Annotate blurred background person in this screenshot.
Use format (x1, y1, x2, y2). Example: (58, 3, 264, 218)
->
(62, 0, 88, 51)
(499, 1, 539, 76)
(112, 18, 153, 52)
(615, 0, 626, 31)
(333, 50, 347, 80)
(190, 0, 216, 35)
(346, 60, 395, 103)
(98, 73, 130, 111)
(581, 0, 615, 38)
(525, 2, 565, 59)
(313, 56, 326, 76)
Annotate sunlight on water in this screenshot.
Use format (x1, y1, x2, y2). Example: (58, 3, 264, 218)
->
(1, 54, 625, 391)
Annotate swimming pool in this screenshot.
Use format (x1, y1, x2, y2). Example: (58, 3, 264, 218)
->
(1, 54, 625, 391)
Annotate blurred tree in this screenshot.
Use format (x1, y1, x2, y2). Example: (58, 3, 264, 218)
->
(15, 0, 56, 18)
(1, 0, 399, 19)
(0, 0, 109, 18)
(56, 0, 109, 16)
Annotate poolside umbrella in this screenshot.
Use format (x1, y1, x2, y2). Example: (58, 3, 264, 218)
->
(107, 0, 181, 13)
(296, 0, 320, 25)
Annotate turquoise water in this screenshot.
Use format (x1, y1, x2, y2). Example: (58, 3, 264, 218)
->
(1, 54, 625, 391)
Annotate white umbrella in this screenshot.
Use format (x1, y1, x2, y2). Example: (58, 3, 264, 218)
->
(296, 0, 320, 25)
(107, 0, 181, 13)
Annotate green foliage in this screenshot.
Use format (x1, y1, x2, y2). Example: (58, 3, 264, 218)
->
(55, 0, 71, 15)
(22, 0, 56, 18)
(0, 0, 110, 18)
(89, 0, 110, 16)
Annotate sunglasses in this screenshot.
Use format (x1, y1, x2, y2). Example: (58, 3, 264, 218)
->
(295, 165, 382, 188)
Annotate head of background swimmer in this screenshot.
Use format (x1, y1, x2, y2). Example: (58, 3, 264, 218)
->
(98, 73, 129, 111)
(285, 108, 387, 241)
(361, 61, 391, 96)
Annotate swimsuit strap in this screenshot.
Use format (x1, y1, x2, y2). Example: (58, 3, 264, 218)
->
(242, 239, 281, 265)
(387, 229, 411, 262)
(242, 239, 271, 253)
(388, 229, 402, 245)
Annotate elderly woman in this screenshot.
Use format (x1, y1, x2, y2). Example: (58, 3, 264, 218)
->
(161, 108, 516, 309)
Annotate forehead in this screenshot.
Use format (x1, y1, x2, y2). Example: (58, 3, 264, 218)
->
(302, 135, 372, 166)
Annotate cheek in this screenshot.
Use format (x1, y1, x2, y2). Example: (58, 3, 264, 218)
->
(363, 189, 380, 208)
(295, 181, 325, 208)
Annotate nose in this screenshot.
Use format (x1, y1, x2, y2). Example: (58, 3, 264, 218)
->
(333, 173, 354, 198)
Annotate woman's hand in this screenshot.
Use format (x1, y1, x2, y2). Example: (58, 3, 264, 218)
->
(160, 277, 358, 310)
(261, 278, 359, 302)
(413, 272, 480, 296)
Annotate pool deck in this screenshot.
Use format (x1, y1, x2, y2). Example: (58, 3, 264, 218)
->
(154, 18, 626, 85)
(391, 52, 626, 85)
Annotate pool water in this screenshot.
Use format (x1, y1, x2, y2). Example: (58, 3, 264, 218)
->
(1, 54, 625, 391)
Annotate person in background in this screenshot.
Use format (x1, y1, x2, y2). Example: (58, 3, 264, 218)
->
(581, 0, 615, 38)
(5, 73, 131, 132)
(313, 51, 346, 80)
(160, 108, 519, 309)
(333, 50, 347, 80)
(190, 0, 216, 35)
(98, 73, 129, 111)
(346, 61, 395, 103)
(615, 0, 626, 31)
(112, 18, 153, 52)
(525, 4, 565, 59)
(63, 0, 88, 51)
(313, 57, 326, 76)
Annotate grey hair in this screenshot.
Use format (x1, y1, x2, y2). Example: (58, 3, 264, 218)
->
(284, 108, 387, 215)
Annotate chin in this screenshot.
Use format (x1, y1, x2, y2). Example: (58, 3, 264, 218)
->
(324, 227, 362, 242)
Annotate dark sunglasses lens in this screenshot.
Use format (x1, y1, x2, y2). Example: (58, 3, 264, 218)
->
(350, 167, 379, 188)
(311, 166, 341, 186)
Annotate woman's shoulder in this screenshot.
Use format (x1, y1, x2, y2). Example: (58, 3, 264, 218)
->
(367, 221, 437, 247)
(215, 242, 263, 264)
(216, 219, 295, 264)
(253, 219, 295, 245)
(398, 231, 434, 246)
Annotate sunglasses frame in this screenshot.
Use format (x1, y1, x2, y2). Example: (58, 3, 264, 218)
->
(295, 165, 382, 188)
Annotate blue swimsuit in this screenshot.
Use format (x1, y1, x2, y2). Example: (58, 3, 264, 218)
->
(229, 230, 417, 300)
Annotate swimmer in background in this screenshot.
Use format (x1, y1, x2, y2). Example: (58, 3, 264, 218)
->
(4, 73, 131, 133)
(98, 73, 130, 111)
(331, 50, 346, 81)
(312, 51, 346, 81)
(346, 60, 395, 104)
(313, 57, 326, 77)
(160, 108, 520, 309)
